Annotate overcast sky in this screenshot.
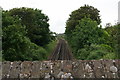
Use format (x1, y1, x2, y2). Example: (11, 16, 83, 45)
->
(0, 0, 120, 33)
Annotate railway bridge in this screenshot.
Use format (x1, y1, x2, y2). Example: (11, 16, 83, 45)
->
(1, 39, 120, 79)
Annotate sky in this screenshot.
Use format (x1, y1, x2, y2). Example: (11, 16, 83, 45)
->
(0, 0, 120, 33)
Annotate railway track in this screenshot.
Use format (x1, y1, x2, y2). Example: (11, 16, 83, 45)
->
(48, 39, 74, 60)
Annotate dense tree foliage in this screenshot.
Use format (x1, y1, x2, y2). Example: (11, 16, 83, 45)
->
(67, 18, 113, 59)
(0, 7, 2, 61)
(72, 18, 106, 47)
(2, 7, 56, 61)
(5, 7, 51, 46)
(105, 24, 120, 59)
(117, 24, 120, 58)
(78, 44, 115, 60)
(65, 5, 101, 36)
(65, 5, 118, 60)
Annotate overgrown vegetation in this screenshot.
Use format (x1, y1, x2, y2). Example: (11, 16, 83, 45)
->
(2, 5, 120, 61)
(0, 7, 2, 61)
(2, 7, 56, 61)
(65, 5, 120, 60)
(45, 40, 57, 57)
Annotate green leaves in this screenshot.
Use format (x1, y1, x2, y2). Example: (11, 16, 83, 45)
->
(72, 18, 101, 48)
(2, 24, 50, 61)
(104, 24, 120, 59)
(65, 5, 102, 59)
(3, 25, 29, 61)
(65, 17, 117, 60)
(4, 7, 51, 46)
(2, 7, 55, 61)
(77, 44, 115, 60)
(65, 5, 101, 36)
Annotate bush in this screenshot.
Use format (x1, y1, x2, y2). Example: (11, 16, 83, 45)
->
(28, 43, 47, 60)
(103, 53, 116, 59)
(2, 24, 49, 61)
(77, 44, 115, 60)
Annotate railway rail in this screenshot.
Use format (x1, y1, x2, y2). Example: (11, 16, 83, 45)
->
(48, 39, 74, 60)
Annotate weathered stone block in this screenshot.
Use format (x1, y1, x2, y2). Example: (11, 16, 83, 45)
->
(93, 60, 104, 78)
(102, 60, 118, 78)
(20, 61, 32, 78)
(72, 60, 85, 78)
(63, 60, 72, 72)
(52, 61, 62, 78)
(40, 61, 52, 78)
(2, 61, 11, 78)
(82, 60, 95, 78)
(9, 61, 21, 78)
(30, 61, 41, 79)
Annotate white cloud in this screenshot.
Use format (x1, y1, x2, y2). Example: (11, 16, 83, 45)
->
(0, 0, 119, 33)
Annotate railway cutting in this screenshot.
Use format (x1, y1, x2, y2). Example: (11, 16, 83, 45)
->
(48, 39, 74, 60)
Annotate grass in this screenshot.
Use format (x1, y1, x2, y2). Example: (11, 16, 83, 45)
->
(45, 40, 57, 58)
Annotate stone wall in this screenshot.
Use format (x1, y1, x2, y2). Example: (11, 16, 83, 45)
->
(2, 60, 120, 79)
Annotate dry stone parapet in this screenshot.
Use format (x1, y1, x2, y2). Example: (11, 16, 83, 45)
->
(1, 60, 120, 79)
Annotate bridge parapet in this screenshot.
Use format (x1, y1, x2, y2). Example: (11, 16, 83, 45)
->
(1, 60, 120, 79)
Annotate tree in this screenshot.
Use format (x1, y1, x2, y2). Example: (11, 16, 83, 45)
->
(65, 5, 118, 60)
(0, 7, 2, 61)
(7, 7, 51, 46)
(3, 24, 30, 61)
(104, 26, 117, 48)
(71, 18, 105, 47)
(2, 8, 51, 61)
(65, 5, 101, 35)
(117, 24, 120, 58)
(77, 44, 115, 60)
(104, 24, 120, 59)
(68, 18, 109, 59)
(3, 24, 48, 61)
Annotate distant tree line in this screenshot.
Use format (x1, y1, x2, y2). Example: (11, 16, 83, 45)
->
(2, 7, 56, 61)
(65, 5, 120, 60)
